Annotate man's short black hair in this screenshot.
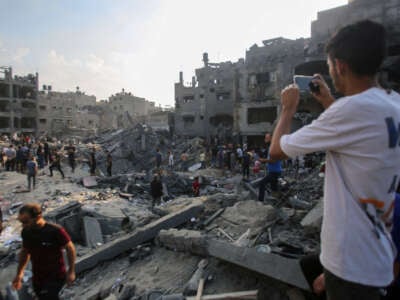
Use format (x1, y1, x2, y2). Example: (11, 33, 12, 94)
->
(325, 20, 386, 76)
(19, 203, 42, 218)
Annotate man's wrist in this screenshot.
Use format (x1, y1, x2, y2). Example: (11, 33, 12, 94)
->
(280, 107, 297, 116)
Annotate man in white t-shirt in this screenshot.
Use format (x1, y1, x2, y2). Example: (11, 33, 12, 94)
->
(270, 20, 400, 299)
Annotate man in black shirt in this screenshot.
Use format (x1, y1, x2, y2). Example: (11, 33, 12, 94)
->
(12, 203, 76, 299)
(65, 142, 76, 173)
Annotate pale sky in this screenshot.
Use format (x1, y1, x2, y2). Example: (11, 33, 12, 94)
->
(0, 0, 347, 107)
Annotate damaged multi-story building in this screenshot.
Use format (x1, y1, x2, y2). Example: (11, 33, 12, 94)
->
(37, 86, 97, 137)
(0, 66, 38, 136)
(175, 53, 245, 141)
(175, 0, 400, 146)
(108, 89, 161, 127)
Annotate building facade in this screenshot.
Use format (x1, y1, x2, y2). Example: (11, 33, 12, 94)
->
(0, 67, 38, 136)
(174, 0, 400, 146)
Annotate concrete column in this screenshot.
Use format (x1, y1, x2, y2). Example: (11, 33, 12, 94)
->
(179, 72, 183, 84)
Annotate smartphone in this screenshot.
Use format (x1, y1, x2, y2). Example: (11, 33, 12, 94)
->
(293, 75, 319, 93)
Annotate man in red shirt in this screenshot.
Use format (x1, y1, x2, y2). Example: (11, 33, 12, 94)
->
(12, 203, 76, 300)
(192, 176, 200, 197)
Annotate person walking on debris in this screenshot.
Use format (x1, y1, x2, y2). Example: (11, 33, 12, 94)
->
(12, 203, 76, 300)
(65, 142, 76, 173)
(44, 141, 50, 165)
(192, 176, 200, 197)
(49, 149, 65, 179)
(0, 197, 3, 235)
(270, 20, 400, 300)
(36, 142, 45, 169)
(168, 151, 174, 170)
(180, 151, 188, 171)
(199, 151, 206, 169)
(89, 147, 96, 176)
(5, 144, 16, 171)
(150, 174, 163, 207)
(242, 150, 251, 180)
(26, 155, 38, 191)
(258, 133, 282, 201)
(106, 150, 112, 176)
(155, 148, 162, 169)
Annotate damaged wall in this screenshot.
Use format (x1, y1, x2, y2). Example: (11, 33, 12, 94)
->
(0, 67, 38, 136)
(37, 88, 99, 137)
(174, 0, 400, 143)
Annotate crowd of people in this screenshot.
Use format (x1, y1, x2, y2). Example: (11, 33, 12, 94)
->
(0, 136, 114, 192)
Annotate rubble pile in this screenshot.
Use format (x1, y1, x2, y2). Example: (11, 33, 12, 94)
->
(0, 130, 328, 300)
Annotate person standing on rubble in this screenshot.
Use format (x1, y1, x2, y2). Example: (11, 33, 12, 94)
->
(168, 151, 174, 170)
(150, 174, 163, 207)
(26, 154, 38, 191)
(12, 203, 76, 300)
(199, 151, 206, 169)
(258, 133, 282, 201)
(5, 144, 16, 171)
(270, 20, 400, 299)
(49, 149, 65, 179)
(44, 140, 50, 166)
(180, 151, 188, 171)
(89, 147, 96, 176)
(105, 150, 112, 176)
(65, 141, 76, 173)
(192, 176, 200, 197)
(155, 148, 162, 169)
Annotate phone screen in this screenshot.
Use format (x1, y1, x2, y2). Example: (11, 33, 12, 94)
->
(293, 76, 313, 92)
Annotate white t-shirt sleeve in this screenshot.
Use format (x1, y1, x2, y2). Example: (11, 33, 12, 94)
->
(280, 99, 361, 158)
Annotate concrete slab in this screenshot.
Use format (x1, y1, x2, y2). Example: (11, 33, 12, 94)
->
(207, 240, 309, 291)
(83, 176, 98, 188)
(75, 200, 204, 274)
(83, 216, 104, 248)
(300, 200, 323, 229)
(45, 201, 82, 224)
(60, 214, 82, 243)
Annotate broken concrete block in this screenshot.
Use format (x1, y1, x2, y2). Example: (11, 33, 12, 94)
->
(206, 240, 309, 291)
(83, 176, 98, 188)
(45, 201, 82, 223)
(160, 294, 185, 300)
(188, 163, 201, 172)
(158, 229, 207, 256)
(83, 216, 104, 248)
(300, 200, 323, 230)
(75, 200, 204, 274)
(221, 200, 276, 229)
(60, 214, 82, 243)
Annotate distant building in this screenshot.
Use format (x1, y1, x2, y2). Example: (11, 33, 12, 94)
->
(37, 87, 97, 137)
(175, 53, 243, 141)
(147, 110, 174, 133)
(175, 0, 400, 146)
(0, 67, 38, 136)
(108, 89, 160, 120)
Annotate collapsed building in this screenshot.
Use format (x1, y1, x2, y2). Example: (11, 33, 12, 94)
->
(0, 67, 38, 136)
(175, 0, 400, 145)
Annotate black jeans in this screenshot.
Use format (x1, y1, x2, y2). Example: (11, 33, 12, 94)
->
(50, 164, 64, 178)
(33, 279, 65, 300)
(27, 174, 36, 190)
(324, 269, 381, 300)
(300, 254, 326, 299)
(258, 172, 280, 201)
